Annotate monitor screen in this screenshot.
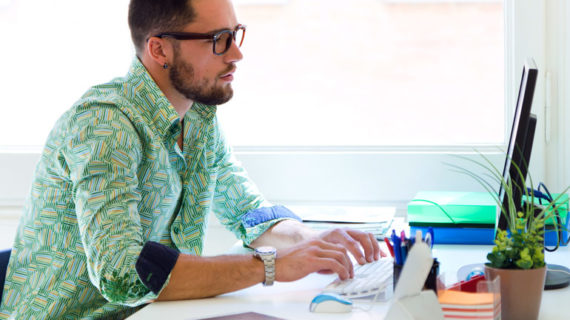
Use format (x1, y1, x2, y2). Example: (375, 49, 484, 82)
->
(497, 58, 538, 231)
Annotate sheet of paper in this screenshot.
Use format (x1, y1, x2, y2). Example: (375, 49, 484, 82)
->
(288, 205, 396, 223)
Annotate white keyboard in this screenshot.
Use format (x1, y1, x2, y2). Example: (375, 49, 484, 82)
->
(323, 258, 394, 299)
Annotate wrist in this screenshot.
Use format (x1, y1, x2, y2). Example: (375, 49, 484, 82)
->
(250, 254, 265, 283)
(253, 246, 277, 286)
(272, 220, 319, 244)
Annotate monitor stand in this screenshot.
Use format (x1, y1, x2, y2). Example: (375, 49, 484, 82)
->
(545, 264, 570, 290)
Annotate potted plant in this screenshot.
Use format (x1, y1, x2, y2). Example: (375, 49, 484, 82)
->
(450, 153, 568, 320)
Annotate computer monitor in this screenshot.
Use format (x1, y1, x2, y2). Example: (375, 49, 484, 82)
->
(497, 59, 570, 290)
(497, 58, 538, 231)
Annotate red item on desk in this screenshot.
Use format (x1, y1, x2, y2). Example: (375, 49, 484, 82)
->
(384, 237, 395, 257)
(447, 274, 486, 293)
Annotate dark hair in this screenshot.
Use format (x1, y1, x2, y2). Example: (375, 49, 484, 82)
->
(128, 0, 197, 55)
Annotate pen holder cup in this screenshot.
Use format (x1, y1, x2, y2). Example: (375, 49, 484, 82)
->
(393, 258, 439, 294)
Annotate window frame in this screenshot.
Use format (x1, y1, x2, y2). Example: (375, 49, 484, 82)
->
(544, 0, 570, 192)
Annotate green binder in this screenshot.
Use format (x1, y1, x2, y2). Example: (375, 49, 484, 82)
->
(407, 191, 568, 246)
(408, 191, 496, 227)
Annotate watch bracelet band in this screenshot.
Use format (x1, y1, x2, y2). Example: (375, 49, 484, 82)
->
(260, 255, 275, 286)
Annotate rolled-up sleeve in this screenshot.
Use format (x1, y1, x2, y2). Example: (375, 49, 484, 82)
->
(64, 106, 173, 306)
(211, 126, 301, 245)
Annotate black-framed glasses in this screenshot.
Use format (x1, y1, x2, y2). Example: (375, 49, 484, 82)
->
(151, 24, 246, 56)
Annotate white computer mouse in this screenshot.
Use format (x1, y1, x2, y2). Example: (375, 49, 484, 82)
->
(309, 292, 353, 313)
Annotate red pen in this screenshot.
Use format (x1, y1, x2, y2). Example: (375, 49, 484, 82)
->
(384, 237, 395, 257)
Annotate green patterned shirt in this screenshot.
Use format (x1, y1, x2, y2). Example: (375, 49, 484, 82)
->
(0, 58, 293, 319)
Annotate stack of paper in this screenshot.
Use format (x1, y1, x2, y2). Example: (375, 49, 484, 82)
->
(438, 290, 500, 320)
(288, 205, 395, 240)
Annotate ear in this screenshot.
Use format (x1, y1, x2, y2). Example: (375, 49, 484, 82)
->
(146, 37, 172, 69)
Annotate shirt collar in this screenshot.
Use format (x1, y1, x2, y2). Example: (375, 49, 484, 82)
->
(191, 102, 217, 122)
(126, 57, 218, 137)
(126, 57, 180, 139)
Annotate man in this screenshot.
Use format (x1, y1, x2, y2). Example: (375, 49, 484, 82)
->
(0, 0, 382, 318)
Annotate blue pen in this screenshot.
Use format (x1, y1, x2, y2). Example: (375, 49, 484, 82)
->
(426, 227, 434, 248)
(392, 231, 402, 265)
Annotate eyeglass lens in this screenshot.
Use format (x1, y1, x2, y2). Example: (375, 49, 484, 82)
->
(214, 28, 245, 55)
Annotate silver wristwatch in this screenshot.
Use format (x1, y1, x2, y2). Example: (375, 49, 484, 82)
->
(254, 246, 277, 286)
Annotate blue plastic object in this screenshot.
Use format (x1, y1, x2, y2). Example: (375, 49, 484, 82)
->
(410, 225, 495, 245)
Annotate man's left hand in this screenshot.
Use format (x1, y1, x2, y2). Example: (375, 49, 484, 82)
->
(318, 228, 385, 265)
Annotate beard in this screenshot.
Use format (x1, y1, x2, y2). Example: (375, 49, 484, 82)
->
(169, 47, 234, 106)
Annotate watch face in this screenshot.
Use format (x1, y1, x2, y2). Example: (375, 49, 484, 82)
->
(256, 246, 276, 255)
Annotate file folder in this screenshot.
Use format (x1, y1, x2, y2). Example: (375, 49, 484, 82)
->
(407, 191, 569, 246)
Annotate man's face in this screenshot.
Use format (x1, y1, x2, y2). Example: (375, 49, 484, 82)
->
(169, 43, 235, 105)
(168, 0, 243, 106)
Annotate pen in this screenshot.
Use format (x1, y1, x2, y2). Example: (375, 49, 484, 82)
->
(400, 240, 408, 264)
(425, 234, 434, 250)
(426, 227, 434, 248)
(384, 237, 395, 258)
(399, 230, 408, 264)
(392, 232, 402, 265)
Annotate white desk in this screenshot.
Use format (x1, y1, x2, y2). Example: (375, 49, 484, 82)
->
(129, 244, 570, 320)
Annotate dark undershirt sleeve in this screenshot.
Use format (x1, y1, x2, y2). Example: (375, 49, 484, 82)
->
(135, 241, 180, 294)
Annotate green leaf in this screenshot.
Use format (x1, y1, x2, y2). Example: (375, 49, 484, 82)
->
(447, 151, 569, 270)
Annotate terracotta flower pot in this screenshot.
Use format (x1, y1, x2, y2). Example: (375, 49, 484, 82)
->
(484, 265, 546, 320)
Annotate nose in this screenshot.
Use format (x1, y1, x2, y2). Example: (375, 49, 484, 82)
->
(223, 39, 243, 64)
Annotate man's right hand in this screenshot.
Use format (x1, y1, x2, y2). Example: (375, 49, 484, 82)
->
(274, 239, 354, 282)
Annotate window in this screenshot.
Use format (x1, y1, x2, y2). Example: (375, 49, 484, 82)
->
(0, 0, 132, 148)
(0, 0, 555, 209)
(223, 0, 504, 147)
(0, 0, 503, 148)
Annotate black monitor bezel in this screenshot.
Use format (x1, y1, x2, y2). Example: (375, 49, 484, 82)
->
(497, 59, 538, 231)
